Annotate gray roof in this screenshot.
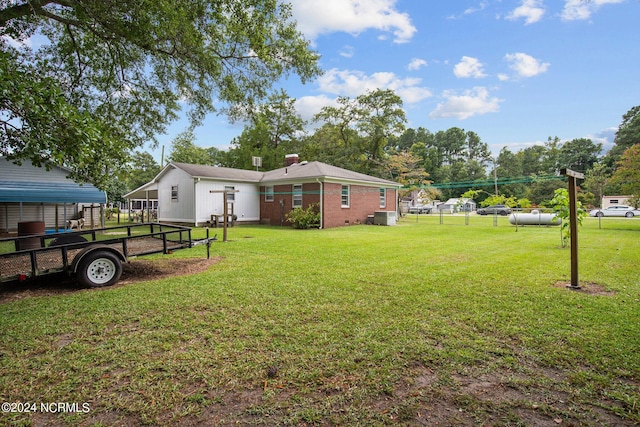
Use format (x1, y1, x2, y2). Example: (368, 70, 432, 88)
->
(158, 161, 399, 187)
(170, 162, 263, 182)
(261, 161, 400, 187)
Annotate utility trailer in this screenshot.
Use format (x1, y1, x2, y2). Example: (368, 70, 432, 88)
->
(0, 223, 214, 288)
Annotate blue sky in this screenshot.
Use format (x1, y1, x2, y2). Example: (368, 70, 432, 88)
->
(155, 1, 639, 163)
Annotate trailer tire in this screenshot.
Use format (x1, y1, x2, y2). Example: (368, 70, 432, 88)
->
(77, 250, 122, 288)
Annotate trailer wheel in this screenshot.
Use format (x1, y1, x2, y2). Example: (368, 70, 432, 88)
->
(77, 251, 122, 287)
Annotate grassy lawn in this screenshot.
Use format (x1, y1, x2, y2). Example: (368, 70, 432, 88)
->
(1, 216, 639, 426)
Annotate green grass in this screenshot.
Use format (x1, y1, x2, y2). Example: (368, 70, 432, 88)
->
(1, 215, 639, 426)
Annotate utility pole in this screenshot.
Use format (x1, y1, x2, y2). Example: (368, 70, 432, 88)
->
(492, 157, 498, 196)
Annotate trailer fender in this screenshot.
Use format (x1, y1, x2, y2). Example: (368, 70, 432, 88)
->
(71, 246, 126, 288)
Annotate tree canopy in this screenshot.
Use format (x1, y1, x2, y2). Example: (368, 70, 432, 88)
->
(0, 0, 321, 186)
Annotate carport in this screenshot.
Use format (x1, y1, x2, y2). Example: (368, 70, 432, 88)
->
(0, 158, 107, 233)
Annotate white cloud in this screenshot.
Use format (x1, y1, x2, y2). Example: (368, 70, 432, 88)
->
(295, 95, 338, 123)
(289, 0, 417, 43)
(408, 58, 427, 71)
(317, 68, 432, 103)
(506, 0, 545, 25)
(561, 0, 624, 21)
(339, 45, 355, 58)
(430, 87, 502, 120)
(465, 2, 488, 15)
(504, 52, 550, 77)
(454, 56, 487, 79)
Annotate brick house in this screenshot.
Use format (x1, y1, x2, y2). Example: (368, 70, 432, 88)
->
(136, 156, 400, 229)
(260, 157, 400, 228)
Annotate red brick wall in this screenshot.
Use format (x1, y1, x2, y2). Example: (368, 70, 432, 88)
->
(260, 183, 320, 226)
(260, 182, 397, 228)
(322, 183, 396, 228)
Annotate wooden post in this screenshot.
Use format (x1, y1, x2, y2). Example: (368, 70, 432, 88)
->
(222, 191, 228, 242)
(210, 189, 239, 242)
(560, 168, 585, 289)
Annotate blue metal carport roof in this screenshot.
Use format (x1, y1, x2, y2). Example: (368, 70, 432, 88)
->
(0, 180, 107, 204)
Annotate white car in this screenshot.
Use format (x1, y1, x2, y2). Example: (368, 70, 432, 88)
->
(589, 205, 640, 218)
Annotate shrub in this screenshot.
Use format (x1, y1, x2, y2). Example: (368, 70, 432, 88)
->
(286, 203, 320, 229)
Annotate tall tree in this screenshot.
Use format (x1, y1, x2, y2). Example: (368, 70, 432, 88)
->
(356, 89, 406, 166)
(558, 138, 602, 173)
(608, 105, 640, 162)
(314, 88, 406, 176)
(518, 145, 548, 175)
(227, 90, 306, 170)
(299, 123, 362, 172)
(465, 131, 491, 163)
(0, 0, 321, 187)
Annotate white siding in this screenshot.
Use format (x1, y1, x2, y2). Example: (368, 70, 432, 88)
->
(157, 167, 196, 223)
(195, 181, 260, 225)
(0, 203, 82, 232)
(0, 159, 71, 183)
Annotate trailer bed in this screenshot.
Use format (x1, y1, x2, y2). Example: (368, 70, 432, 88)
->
(0, 223, 201, 285)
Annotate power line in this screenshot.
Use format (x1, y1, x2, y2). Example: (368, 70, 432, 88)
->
(408, 174, 566, 189)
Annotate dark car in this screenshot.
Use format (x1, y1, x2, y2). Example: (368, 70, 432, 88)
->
(476, 204, 512, 216)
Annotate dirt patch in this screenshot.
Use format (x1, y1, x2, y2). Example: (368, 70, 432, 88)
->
(0, 257, 222, 303)
(553, 281, 616, 296)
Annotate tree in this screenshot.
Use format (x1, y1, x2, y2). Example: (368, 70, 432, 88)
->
(168, 131, 219, 165)
(608, 105, 640, 162)
(465, 131, 491, 163)
(558, 138, 602, 173)
(1, 1, 321, 187)
(385, 150, 429, 187)
(127, 151, 162, 191)
(582, 163, 610, 207)
(547, 188, 587, 248)
(227, 90, 306, 170)
(314, 89, 406, 176)
(609, 144, 640, 207)
(356, 89, 406, 166)
(299, 123, 362, 172)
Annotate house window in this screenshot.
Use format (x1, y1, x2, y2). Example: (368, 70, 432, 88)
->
(293, 184, 303, 208)
(609, 199, 618, 204)
(265, 186, 274, 202)
(379, 188, 386, 208)
(341, 185, 350, 208)
(225, 186, 235, 202)
(171, 185, 178, 202)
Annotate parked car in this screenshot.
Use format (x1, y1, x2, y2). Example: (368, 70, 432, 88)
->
(409, 205, 431, 214)
(476, 204, 512, 216)
(589, 205, 640, 218)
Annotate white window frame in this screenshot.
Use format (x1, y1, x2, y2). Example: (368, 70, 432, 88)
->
(265, 186, 274, 202)
(379, 188, 386, 208)
(225, 185, 235, 202)
(171, 185, 179, 202)
(293, 184, 303, 208)
(341, 185, 350, 208)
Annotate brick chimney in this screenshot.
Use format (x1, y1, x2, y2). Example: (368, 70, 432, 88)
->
(284, 154, 299, 167)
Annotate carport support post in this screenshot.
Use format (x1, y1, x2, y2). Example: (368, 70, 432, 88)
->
(560, 168, 585, 289)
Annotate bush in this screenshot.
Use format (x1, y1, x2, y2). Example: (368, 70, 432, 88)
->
(286, 203, 320, 229)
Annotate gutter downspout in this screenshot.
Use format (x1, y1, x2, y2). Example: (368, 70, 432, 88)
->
(316, 179, 323, 229)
